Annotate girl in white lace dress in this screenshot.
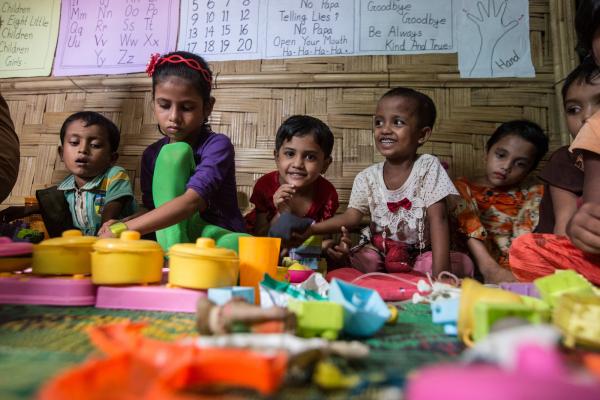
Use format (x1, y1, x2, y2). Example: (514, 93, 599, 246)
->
(301, 87, 466, 277)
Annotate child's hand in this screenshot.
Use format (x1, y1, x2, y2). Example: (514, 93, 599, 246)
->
(0, 205, 34, 223)
(567, 202, 600, 253)
(326, 226, 352, 263)
(273, 184, 295, 213)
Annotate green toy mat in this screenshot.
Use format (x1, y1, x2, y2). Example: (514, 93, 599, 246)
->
(0, 303, 462, 399)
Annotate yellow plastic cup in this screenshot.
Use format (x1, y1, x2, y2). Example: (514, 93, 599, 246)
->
(238, 237, 281, 303)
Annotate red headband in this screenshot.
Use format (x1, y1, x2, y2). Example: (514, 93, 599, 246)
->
(146, 53, 212, 86)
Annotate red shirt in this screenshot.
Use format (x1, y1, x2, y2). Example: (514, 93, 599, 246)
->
(245, 171, 339, 234)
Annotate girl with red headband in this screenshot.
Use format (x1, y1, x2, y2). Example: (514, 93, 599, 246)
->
(99, 51, 246, 250)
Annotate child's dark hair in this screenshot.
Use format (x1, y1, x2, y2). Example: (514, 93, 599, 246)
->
(486, 120, 549, 170)
(275, 115, 334, 158)
(59, 111, 120, 152)
(151, 51, 213, 103)
(380, 87, 437, 129)
(575, 0, 600, 58)
(561, 57, 600, 102)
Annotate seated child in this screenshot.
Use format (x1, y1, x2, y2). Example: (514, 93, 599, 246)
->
(99, 51, 246, 251)
(1, 111, 136, 236)
(245, 115, 339, 260)
(294, 87, 461, 278)
(452, 120, 549, 283)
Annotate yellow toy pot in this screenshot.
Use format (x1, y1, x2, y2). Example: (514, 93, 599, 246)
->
(168, 238, 239, 289)
(458, 279, 523, 346)
(92, 231, 164, 285)
(32, 230, 97, 275)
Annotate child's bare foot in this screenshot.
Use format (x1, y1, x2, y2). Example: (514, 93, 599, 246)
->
(479, 262, 516, 284)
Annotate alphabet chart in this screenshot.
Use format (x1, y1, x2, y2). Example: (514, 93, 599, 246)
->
(53, 0, 179, 76)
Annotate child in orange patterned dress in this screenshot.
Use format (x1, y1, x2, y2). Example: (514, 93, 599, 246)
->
(452, 120, 548, 283)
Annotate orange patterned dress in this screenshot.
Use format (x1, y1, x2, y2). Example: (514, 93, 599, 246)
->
(452, 177, 544, 269)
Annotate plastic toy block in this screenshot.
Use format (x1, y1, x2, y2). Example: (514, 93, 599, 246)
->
(499, 282, 540, 298)
(473, 302, 549, 342)
(95, 285, 206, 313)
(207, 286, 255, 305)
(0, 274, 96, 306)
(431, 297, 460, 324)
(329, 278, 390, 337)
(288, 300, 344, 340)
(553, 293, 600, 349)
(534, 270, 595, 308)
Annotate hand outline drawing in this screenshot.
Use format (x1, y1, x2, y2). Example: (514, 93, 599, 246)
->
(466, 0, 519, 76)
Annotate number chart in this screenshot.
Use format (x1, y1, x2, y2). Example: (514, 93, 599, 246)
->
(179, 0, 260, 59)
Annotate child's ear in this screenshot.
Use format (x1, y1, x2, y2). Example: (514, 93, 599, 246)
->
(418, 127, 432, 145)
(204, 96, 216, 119)
(321, 157, 332, 174)
(57, 146, 64, 161)
(110, 152, 119, 164)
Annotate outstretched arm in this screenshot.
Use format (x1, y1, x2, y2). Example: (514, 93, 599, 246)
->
(309, 208, 364, 236)
(427, 200, 450, 277)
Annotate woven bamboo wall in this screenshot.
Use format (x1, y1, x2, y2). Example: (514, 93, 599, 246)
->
(0, 0, 579, 213)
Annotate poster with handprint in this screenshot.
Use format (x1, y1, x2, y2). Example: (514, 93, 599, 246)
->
(458, 0, 534, 78)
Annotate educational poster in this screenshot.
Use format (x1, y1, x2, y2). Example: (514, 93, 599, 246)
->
(457, 0, 535, 78)
(358, 0, 454, 53)
(0, 0, 61, 78)
(53, 0, 179, 76)
(177, 0, 460, 62)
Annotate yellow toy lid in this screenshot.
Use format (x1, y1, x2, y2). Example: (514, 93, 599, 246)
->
(36, 229, 97, 248)
(168, 238, 238, 260)
(93, 231, 163, 253)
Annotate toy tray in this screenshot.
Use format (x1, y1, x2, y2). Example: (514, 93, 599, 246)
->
(0, 274, 96, 306)
(95, 285, 206, 313)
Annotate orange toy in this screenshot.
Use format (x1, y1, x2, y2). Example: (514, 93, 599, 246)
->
(39, 323, 288, 399)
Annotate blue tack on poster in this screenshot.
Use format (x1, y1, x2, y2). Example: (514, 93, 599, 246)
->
(329, 278, 390, 337)
(431, 297, 460, 324)
(207, 286, 254, 305)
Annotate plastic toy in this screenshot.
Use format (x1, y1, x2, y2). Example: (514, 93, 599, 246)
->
(95, 285, 205, 313)
(534, 270, 595, 308)
(207, 286, 254, 305)
(196, 297, 295, 335)
(472, 302, 549, 342)
(32, 230, 96, 275)
(92, 230, 164, 285)
(0, 274, 96, 306)
(406, 344, 600, 400)
(286, 263, 315, 283)
(0, 237, 33, 272)
(458, 279, 523, 345)
(499, 282, 540, 298)
(259, 274, 326, 308)
(329, 278, 390, 337)
(239, 237, 281, 303)
(553, 293, 600, 349)
(326, 267, 423, 301)
(431, 297, 460, 335)
(168, 238, 239, 289)
(288, 300, 344, 340)
(40, 323, 288, 399)
(0, 220, 44, 243)
(289, 235, 323, 270)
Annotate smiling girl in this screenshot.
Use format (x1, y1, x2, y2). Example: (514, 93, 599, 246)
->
(453, 120, 548, 283)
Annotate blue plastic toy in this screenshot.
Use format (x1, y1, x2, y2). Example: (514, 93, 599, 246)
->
(329, 278, 390, 337)
(207, 287, 255, 305)
(431, 297, 460, 336)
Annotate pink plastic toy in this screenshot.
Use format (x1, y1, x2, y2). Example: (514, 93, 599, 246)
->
(326, 267, 422, 301)
(0, 274, 96, 306)
(95, 285, 207, 313)
(286, 269, 314, 283)
(406, 345, 600, 400)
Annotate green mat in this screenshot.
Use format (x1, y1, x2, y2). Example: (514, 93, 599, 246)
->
(0, 304, 462, 399)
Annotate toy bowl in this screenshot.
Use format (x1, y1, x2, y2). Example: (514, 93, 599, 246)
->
(168, 238, 239, 289)
(32, 230, 97, 275)
(0, 237, 33, 272)
(286, 269, 314, 283)
(92, 231, 164, 285)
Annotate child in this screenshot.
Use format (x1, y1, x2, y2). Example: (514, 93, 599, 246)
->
(0, 91, 19, 204)
(453, 120, 548, 284)
(99, 51, 245, 250)
(535, 60, 598, 235)
(245, 115, 339, 257)
(1, 111, 136, 236)
(508, 2, 600, 285)
(294, 87, 458, 278)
